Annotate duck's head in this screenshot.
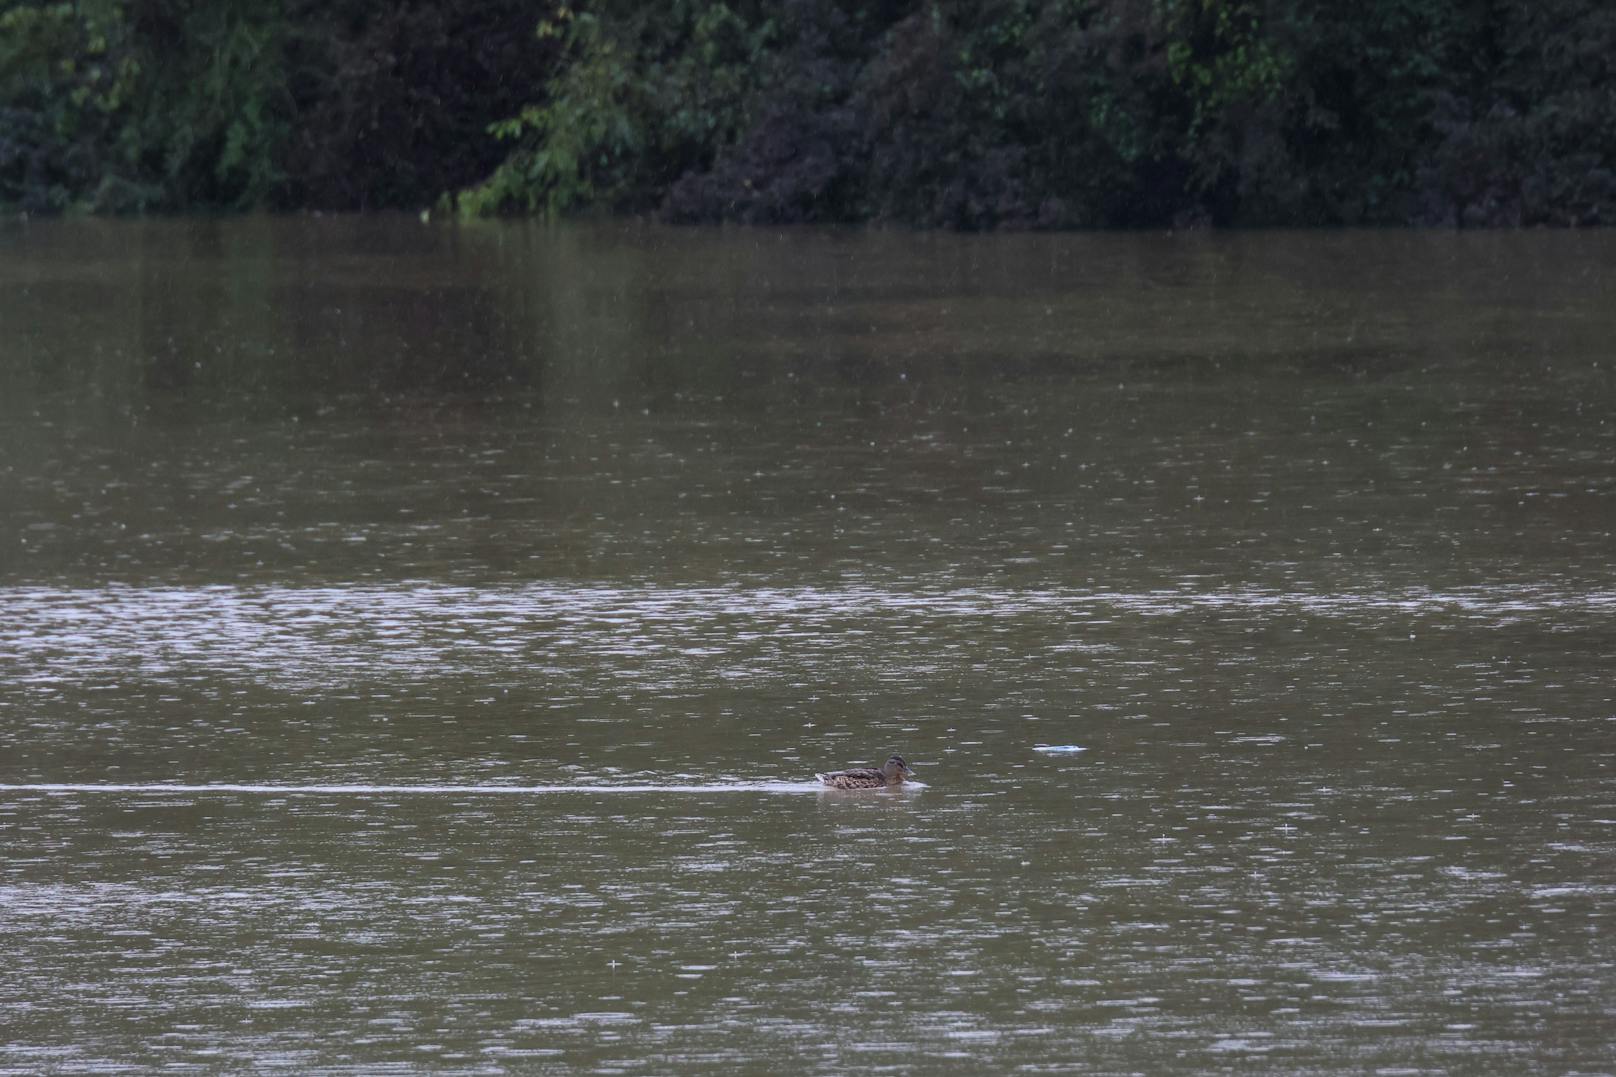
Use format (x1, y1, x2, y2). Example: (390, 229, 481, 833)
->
(881, 754, 916, 782)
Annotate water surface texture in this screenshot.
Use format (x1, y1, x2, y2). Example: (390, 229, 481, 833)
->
(2, 219, 1614, 1073)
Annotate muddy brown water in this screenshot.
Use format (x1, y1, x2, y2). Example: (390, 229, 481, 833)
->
(2, 218, 1613, 1073)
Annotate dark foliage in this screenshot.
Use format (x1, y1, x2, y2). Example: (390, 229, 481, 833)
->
(3, 0, 1613, 226)
(0, 1, 143, 212)
(277, 1, 559, 211)
(664, 0, 872, 223)
(1, 0, 556, 212)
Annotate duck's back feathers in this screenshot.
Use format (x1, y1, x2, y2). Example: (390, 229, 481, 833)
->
(816, 767, 889, 790)
(817, 754, 915, 790)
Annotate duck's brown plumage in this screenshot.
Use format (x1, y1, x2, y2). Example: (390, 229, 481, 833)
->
(816, 754, 915, 790)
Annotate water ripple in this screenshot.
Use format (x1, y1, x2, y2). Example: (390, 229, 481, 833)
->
(3, 580, 1610, 692)
(0, 781, 829, 795)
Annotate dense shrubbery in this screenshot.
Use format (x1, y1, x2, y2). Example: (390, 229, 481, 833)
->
(0, 0, 551, 213)
(4, 0, 1613, 225)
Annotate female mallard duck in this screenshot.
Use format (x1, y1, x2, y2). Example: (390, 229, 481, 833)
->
(816, 754, 916, 790)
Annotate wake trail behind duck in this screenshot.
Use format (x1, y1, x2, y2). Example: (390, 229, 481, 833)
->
(0, 781, 826, 796)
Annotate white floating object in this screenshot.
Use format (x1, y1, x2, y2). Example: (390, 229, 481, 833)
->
(1032, 745, 1087, 754)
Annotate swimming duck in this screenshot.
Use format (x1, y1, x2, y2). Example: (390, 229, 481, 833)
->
(816, 754, 916, 790)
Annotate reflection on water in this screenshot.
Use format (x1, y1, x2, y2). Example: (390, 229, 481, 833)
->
(7, 580, 1616, 692)
(1, 219, 1614, 1073)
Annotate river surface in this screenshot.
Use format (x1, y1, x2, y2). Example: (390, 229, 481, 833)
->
(1, 218, 1614, 1073)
